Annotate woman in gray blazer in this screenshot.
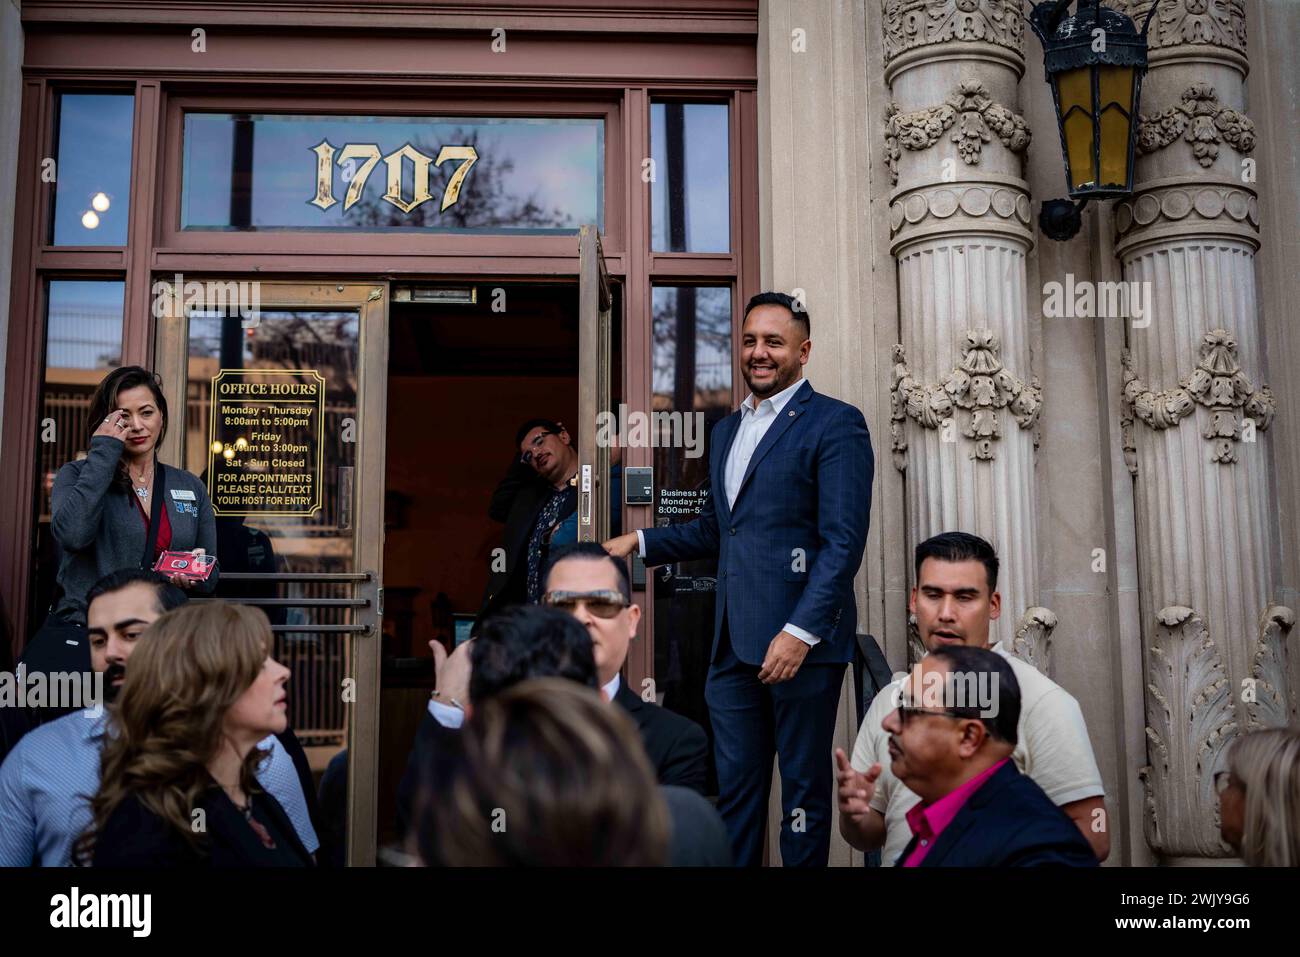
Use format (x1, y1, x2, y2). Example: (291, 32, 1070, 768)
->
(48, 366, 219, 627)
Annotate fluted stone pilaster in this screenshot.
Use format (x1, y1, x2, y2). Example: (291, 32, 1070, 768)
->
(884, 0, 1044, 653)
(1114, 0, 1294, 862)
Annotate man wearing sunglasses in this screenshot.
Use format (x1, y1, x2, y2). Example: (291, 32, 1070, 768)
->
(836, 532, 1107, 865)
(849, 646, 1096, 867)
(542, 542, 709, 794)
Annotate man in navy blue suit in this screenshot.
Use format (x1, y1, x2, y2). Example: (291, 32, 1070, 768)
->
(606, 291, 873, 866)
(870, 645, 1097, 867)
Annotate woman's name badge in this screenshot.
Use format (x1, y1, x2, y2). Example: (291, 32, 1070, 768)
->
(169, 489, 196, 502)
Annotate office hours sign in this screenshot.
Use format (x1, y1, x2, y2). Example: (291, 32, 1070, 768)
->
(207, 369, 325, 516)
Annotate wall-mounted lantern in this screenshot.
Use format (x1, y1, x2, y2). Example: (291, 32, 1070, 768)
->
(1029, 0, 1160, 241)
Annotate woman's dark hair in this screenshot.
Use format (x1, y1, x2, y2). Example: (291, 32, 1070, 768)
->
(85, 366, 168, 491)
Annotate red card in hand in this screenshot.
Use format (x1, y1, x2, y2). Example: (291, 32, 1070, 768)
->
(154, 550, 216, 581)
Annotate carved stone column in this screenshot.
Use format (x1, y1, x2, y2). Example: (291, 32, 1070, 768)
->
(884, 0, 1045, 651)
(1114, 0, 1294, 862)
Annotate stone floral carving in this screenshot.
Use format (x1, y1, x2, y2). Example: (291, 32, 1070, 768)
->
(882, 0, 1024, 64)
(892, 330, 1041, 464)
(884, 81, 1030, 184)
(1011, 606, 1058, 676)
(1140, 606, 1236, 858)
(1121, 0, 1247, 54)
(1137, 83, 1255, 168)
(907, 614, 926, 668)
(1248, 605, 1296, 730)
(1120, 391, 1138, 476)
(1122, 329, 1277, 465)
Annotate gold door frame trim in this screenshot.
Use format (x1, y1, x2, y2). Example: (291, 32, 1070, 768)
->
(154, 279, 389, 866)
(578, 225, 613, 543)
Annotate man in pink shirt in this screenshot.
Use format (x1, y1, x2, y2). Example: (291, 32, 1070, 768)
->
(862, 645, 1097, 867)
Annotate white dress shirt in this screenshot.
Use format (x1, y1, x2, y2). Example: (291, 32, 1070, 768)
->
(428, 696, 465, 729)
(637, 376, 821, 648)
(429, 673, 620, 729)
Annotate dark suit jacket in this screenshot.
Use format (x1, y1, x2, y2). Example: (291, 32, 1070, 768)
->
(661, 785, 732, 866)
(642, 380, 873, 666)
(396, 709, 464, 842)
(614, 680, 708, 794)
(477, 461, 556, 626)
(898, 760, 1099, 867)
(92, 789, 314, 867)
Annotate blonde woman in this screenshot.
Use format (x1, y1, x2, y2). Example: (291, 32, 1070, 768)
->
(76, 601, 311, 867)
(1217, 726, 1300, 866)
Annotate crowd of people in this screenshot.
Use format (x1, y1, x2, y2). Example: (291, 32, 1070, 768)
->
(1, 292, 1297, 868)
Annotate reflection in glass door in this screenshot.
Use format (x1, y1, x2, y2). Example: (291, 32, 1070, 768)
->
(156, 280, 388, 865)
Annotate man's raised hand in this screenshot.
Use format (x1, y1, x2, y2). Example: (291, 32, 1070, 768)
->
(835, 749, 882, 826)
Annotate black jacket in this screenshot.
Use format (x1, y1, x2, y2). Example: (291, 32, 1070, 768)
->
(397, 681, 711, 848)
(92, 788, 314, 868)
(614, 680, 709, 795)
(476, 461, 562, 626)
(897, 760, 1099, 867)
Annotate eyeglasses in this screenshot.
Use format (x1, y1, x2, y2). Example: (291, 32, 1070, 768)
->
(1213, 770, 1237, 795)
(542, 589, 629, 619)
(894, 700, 978, 725)
(520, 430, 558, 465)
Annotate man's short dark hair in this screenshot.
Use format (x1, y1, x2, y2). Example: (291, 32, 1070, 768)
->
(915, 531, 999, 593)
(85, 568, 188, 616)
(543, 542, 631, 603)
(470, 604, 597, 702)
(743, 291, 810, 339)
(925, 645, 1020, 747)
(514, 417, 571, 451)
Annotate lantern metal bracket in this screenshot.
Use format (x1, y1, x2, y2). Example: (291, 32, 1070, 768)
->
(1039, 197, 1088, 242)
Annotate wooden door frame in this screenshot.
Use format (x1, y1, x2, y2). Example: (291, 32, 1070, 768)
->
(155, 278, 389, 866)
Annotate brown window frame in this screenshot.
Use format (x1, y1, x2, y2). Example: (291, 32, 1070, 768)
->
(3, 69, 758, 679)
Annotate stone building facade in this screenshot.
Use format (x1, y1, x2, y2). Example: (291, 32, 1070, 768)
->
(0, 0, 1295, 866)
(763, 0, 1298, 865)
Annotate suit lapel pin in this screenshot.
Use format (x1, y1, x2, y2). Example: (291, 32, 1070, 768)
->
(788, 410, 797, 417)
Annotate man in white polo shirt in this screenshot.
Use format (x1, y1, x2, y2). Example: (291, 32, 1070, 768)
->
(836, 531, 1108, 864)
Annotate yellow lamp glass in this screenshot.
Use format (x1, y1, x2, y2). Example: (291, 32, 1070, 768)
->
(1098, 66, 1135, 188)
(1056, 67, 1095, 191)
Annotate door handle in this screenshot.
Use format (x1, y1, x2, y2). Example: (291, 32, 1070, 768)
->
(579, 464, 592, 539)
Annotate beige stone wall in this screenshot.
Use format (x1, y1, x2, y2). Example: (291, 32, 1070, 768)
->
(1251, 0, 1300, 697)
(757, 0, 1296, 866)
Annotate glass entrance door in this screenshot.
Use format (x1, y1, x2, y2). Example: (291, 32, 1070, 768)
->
(577, 224, 614, 544)
(155, 279, 389, 866)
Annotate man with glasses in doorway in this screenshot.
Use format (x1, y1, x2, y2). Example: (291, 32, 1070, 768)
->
(477, 419, 581, 629)
(478, 419, 622, 630)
